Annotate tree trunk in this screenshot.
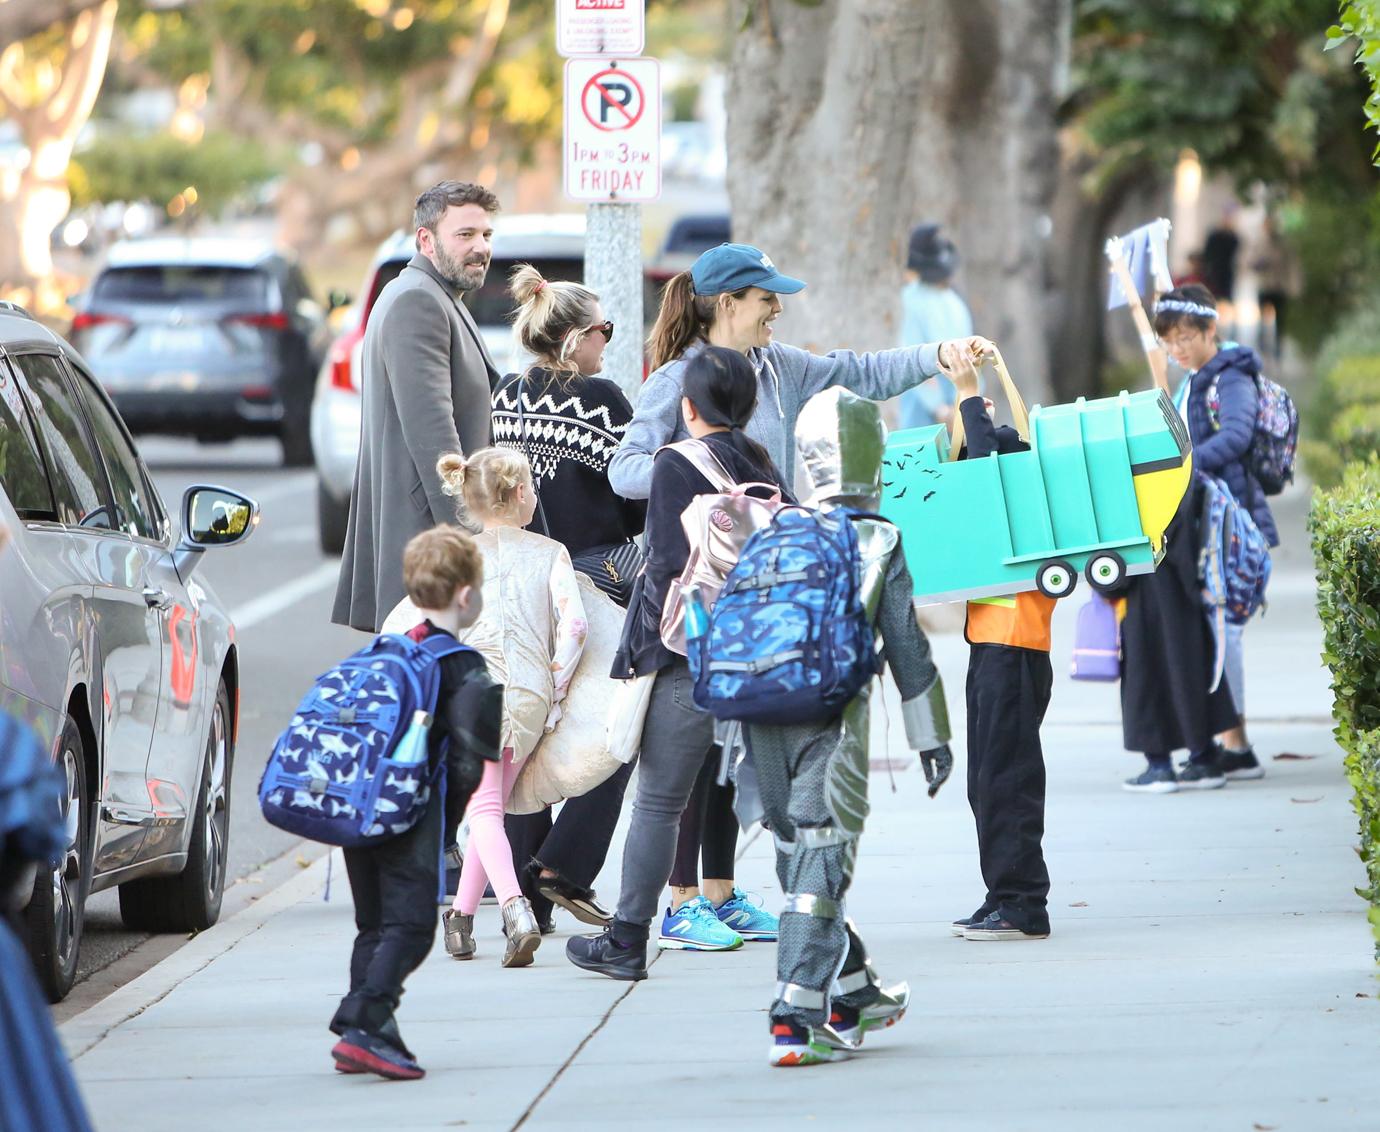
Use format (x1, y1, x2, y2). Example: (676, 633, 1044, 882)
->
(726, 0, 1068, 406)
(0, 1, 117, 298)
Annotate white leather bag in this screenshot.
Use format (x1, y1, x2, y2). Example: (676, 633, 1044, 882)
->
(507, 574, 626, 814)
(382, 576, 627, 815)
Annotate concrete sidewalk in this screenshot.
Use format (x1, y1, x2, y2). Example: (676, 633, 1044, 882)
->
(65, 485, 1378, 1131)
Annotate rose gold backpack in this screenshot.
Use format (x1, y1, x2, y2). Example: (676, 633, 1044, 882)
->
(658, 439, 785, 655)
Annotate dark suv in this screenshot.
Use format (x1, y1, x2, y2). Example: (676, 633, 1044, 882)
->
(71, 238, 333, 466)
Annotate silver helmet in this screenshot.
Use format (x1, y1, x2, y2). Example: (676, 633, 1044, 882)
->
(796, 387, 888, 507)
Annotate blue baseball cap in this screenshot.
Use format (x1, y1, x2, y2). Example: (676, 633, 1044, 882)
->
(690, 243, 807, 297)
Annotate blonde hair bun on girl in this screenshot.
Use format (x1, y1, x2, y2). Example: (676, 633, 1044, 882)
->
(437, 448, 530, 521)
(509, 263, 600, 386)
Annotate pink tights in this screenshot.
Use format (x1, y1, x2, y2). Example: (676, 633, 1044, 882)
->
(453, 748, 523, 915)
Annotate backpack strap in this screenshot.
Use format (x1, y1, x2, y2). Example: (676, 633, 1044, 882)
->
(662, 438, 737, 493)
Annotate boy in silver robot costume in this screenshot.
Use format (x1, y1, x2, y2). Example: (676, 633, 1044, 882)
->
(744, 387, 953, 1067)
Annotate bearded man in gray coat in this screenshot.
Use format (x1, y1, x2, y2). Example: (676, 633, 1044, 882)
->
(333, 181, 501, 632)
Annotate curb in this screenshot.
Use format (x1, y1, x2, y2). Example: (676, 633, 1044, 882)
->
(60, 851, 335, 1060)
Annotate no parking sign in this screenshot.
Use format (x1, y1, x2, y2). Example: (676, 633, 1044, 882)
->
(563, 58, 661, 202)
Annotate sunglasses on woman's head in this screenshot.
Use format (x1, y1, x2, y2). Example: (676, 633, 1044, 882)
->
(586, 320, 614, 342)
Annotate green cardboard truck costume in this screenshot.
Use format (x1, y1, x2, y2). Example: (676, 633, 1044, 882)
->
(881, 387, 1192, 605)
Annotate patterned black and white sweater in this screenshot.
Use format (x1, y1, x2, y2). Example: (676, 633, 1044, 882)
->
(492, 368, 647, 556)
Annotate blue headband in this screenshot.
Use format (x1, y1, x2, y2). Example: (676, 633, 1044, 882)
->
(1154, 298, 1217, 319)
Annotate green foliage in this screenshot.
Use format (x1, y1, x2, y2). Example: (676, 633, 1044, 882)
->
(1310, 460, 1380, 957)
(1071, 0, 1380, 351)
(1301, 302, 1380, 485)
(68, 130, 284, 215)
(1328, 0, 1380, 162)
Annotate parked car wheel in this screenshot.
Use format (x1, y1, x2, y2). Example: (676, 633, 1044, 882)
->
(24, 717, 91, 1002)
(118, 682, 233, 933)
(317, 479, 349, 556)
(280, 416, 315, 468)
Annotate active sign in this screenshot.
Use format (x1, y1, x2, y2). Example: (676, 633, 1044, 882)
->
(563, 58, 661, 202)
(556, 0, 645, 58)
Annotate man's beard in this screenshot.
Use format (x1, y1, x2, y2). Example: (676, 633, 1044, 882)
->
(433, 243, 488, 292)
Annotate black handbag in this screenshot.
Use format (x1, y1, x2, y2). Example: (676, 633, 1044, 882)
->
(515, 373, 643, 608)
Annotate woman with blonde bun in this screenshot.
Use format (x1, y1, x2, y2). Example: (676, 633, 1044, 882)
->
(430, 447, 589, 968)
(492, 263, 645, 933)
(492, 264, 644, 555)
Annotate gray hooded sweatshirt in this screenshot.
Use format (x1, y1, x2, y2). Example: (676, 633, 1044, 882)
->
(608, 339, 945, 499)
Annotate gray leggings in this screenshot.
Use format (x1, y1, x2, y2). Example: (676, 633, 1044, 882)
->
(614, 661, 717, 932)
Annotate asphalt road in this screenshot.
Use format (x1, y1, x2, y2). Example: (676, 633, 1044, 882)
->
(71, 435, 359, 994)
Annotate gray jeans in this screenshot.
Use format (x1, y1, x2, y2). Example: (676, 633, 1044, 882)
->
(614, 660, 717, 932)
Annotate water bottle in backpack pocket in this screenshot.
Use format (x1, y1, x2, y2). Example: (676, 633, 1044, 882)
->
(259, 633, 472, 847)
(689, 507, 880, 725)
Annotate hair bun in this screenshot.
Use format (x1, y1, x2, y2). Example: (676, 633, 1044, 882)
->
(509, 263, 549, 306)
(436, 453, 468, 495)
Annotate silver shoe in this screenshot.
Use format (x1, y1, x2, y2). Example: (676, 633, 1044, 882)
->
(442, 910, 475, 960)
(500, 897, 541, 968)
(860, 980, 911, 1034)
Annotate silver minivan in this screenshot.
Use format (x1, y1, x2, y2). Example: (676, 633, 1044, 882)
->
(0, 302, 257, 1000)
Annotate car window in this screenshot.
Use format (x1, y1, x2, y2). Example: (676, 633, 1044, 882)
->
(467, 256, 584, 326)
(68, 362, 163, 540)
(12, 353, 113, 529)
(0, 361, 56, 520)
(365, 258, 408, 319)
(92, 265, 271, 306)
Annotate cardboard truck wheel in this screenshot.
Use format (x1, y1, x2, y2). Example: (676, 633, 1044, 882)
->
(1036, 560, 1078, 599)
(1085, 551, 1126, 592)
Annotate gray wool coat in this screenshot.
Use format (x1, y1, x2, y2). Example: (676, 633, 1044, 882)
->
(332, 252, 499, 632)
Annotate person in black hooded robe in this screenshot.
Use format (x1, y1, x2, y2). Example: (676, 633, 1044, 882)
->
(1113, 480, 1240, 793)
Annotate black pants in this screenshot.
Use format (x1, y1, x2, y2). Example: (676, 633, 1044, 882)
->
(966, 644, 1053, 934)
(332, 795, 440, 1040)
(507, 760, 635, 922)
(669, 744, 738, 888)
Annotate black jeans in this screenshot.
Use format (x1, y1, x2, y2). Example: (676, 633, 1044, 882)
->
(966, 644, 1053, 934)
(669, 745, 738, 888)
(506, 760, 635, 921)
(332, 795, 440, 1039)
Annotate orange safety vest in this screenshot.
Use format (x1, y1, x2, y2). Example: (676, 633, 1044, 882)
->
(965, 592, 1056, 653)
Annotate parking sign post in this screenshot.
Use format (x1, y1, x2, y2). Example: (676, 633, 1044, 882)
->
(557, 3, 657, 401)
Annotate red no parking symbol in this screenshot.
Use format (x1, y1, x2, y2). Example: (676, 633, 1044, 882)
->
(581, 68, 645, 132)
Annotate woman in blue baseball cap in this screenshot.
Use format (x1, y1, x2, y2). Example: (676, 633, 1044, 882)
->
(600, 241, 990, 965)
(609, 241, 993, 499)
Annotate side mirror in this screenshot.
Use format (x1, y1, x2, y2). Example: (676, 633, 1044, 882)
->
(175, 485, 260, 579)
(327, 289, 353, 312)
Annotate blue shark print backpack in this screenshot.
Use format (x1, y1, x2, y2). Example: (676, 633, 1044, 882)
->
(259, 633, 470, 847)
(689, 507, 880, 725)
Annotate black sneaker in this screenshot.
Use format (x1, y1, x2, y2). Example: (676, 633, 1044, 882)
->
(950, 905, 993, 937)
(962, 911, 1050, 941)
(1220, 747, 1265, 780)
(565, 927, 648, 981)
(331, 1028, 425, 1081)
(1123, 764, 1178, 793)
(1176, 758, 1226, 790)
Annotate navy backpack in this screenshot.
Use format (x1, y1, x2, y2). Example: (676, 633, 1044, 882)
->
(689, 507, 880, 725)
(259, 633, 470, 847)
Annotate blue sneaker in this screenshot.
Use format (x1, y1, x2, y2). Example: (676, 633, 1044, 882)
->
(714, 889, 780, 942)
(658, 895, 744, 951)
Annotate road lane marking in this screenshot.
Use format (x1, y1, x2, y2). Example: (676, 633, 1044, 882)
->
(228, 561, 340, 632)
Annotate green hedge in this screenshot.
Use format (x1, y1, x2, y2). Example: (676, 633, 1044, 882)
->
(1302, 354, 1380, 488)
(1309, 459, 1380, 956)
